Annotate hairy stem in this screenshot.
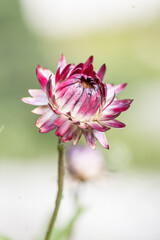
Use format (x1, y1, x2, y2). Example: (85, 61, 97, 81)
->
(44, 139, 64, 240)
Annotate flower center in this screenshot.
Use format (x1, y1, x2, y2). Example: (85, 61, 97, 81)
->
(80, 77, 94, 89)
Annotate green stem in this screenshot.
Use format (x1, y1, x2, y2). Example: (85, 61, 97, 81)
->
(44, 139, 64, 240)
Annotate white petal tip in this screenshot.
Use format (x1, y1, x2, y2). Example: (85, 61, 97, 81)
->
(21, 97, 28, 103)
(91, 145, 96, 150)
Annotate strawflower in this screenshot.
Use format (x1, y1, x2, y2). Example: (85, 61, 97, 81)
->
(21, 55, 132, 240)
(22, 55, 132, 149)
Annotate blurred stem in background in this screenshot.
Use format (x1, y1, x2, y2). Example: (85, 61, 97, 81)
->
(50, 184, 85, 240)
(44, 140, 64, 240)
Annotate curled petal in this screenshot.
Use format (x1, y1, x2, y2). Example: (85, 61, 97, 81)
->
(55, 67, 61, 85)
(97, 64, 106, 82)
(74, 63, 84, 71)
(70, 67, 83, 76)
(93, 131, 109, 149)
(59, 64, 72, 83)
(36, 65, 53, 91)
(101, 83, 107, 102)
(83, 130, 96, 149)
(46, 78, 53, 99)
(58, 54, 67, 70)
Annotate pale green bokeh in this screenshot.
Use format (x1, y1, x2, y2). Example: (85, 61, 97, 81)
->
(0, 0, 160, 169)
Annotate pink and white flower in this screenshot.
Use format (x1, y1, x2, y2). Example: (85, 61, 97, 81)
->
(22, 55, 132, 149)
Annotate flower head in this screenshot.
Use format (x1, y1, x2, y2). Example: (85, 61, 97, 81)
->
(66, 146, 104, 182)
(22, 55, 132, 149)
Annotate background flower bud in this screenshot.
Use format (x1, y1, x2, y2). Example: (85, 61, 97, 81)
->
(66, 146, 104, 182)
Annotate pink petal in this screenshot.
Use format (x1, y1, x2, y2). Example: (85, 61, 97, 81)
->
(55, 120, 73, 137)
(71, 89, 88, 118)
(97, 64, 106, 82)
(60, 64, 72, 82)
(43, 68, 54, 78)
(56, 76, 78, 92)
(21, 97, 48, 106)
(39, 118, 57, 133)
(83, 64, 93, 75)
(110, 99, 133, 107)
(62, 86, 83, 113)
(55, 84, 70, 100)
(46, 78, 53, 99)
(98, 112, 121, 121)
(56, 83, 80, 108)
(107, 84, 113, 89)
(70, 67, 83, 76)
(87, 122, 110, 132)
(102, 99, 133, 115)
(36, 65, 53, 91)
(84, 56, 93, 69)
(53, 115, 68, 126)
(58, 54, 67, 70)
(93, 131, 109, 149)
(103, 88, 115, 111)
(36, 110, 57, 128)
(74, 63, 84, 71)
(72, 128, 82, 145)
(31, 105, 49, 115)
(55, 67, 61, 85)
(61, 124, 77, 143)
(28, 89, 46, 98)
(101, 119, 126, 128)
(83, 130, 96, 149)
(82, 93, 101, 120)
(49, 93, 59, 109)
(110, 83, 127, 94)
(76, 88, 93, 118)
(101, 82, 107, 100)
(106, 99, 133, 113)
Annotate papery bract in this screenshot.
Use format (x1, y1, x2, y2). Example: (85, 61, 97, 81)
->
(22, 55, 133, 149)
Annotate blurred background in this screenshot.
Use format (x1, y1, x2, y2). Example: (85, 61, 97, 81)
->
(0, 0, 160, 239)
